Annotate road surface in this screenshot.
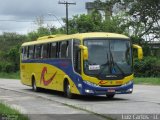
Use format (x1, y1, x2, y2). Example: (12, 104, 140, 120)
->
(0, 79, 160, 120)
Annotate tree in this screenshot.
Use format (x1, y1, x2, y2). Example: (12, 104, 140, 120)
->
(37, 27, 50, 37)
(27, 31, 39, 41)
(68, 13, 125, 34)
(0, 33, 27, 72)
(68, 14, 99, 33)
(0, 32, 26, 51)
(34, 15, 44, 28)
(117, 0, 160, 42)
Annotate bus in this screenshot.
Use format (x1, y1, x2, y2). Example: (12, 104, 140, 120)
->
(20, 32, 143, 98)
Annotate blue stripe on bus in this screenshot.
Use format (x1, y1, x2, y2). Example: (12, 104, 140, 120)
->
(22, 59, 84, 94)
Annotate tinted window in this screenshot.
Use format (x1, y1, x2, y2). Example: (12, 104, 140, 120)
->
(35, 45, 41, 59)
(73, 40, 81, 73)
(22, 46, 28, 60)
(42, 44, 49, 58)
(28, 46, 34, 59)
(60, 41, 68, 58)
(67, 41, 71, 58)
(60, 41, 71, 58)
(50, 42, 57, 58)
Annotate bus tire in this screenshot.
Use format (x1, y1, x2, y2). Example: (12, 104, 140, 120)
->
(64, 80, 74, 99)
(32, 77, 39, 92)
(106, 94, 115, 99)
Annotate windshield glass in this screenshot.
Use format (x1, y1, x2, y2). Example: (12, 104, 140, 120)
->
(84, 39, 132, 79)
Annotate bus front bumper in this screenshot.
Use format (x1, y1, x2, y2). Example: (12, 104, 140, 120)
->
(81, 80, 133, 95)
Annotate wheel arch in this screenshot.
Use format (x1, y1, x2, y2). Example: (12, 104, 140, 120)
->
(63, 75, 80, 95)
(63, 75, 70, 91)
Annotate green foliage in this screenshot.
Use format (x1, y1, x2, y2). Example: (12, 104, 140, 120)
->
(37, 27, 50, 37)
(0, 45, 20, 73)
(0, 32, 26, 73)
(134, 77, 160, 85)
(134, 57, 160, 77)
(125, 0, 160, 39)
(4, 62, 15, 73)
(27, 31, 39, 41)
(68, 14, 124, 34)
(0, 72, 20, 79)
(68, 14, 98, 33)
(0, 63, 2, 71)
(101, 16, 124, 34)
(0, 62, 15, 73)
(0, 32, 26, 51)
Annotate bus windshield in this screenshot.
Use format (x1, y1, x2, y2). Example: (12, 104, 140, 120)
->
(84, 39, 132, 79)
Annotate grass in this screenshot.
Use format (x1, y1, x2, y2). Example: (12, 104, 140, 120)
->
(0, 72, 20, 79)
(0, 102, 28, 120)
(134, 77, 160, 85)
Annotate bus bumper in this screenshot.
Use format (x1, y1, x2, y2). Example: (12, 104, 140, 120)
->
(81, 80, 133, 95)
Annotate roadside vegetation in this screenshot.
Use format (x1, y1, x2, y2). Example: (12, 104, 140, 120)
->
(0, 72, 20, 79)
(134, 78, 160, 85)
(0, 102, 28, 120)
(0, 0, 159, 81)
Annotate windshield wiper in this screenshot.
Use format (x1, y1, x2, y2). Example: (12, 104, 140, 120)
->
(110, 52, 125, 77)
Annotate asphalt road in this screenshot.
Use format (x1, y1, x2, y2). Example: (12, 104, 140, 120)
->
(0, 79, 160, 120)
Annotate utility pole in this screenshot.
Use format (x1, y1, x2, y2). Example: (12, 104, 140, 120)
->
(58, 1, 76, 34)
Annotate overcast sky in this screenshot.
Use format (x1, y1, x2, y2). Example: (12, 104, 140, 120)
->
(0, 0, 94, 34)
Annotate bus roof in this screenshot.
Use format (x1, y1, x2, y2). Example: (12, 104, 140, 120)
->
(22, 32, 129, 46)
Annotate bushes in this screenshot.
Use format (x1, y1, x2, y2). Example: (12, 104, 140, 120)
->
(0, 62, 16, 73)
(134, 57, 160, 77)
(0, 45, 20, 73)
(4, 63, 15, 73)
(0, 63, 2, 72)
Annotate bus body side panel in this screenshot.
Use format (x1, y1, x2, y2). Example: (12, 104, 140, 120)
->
(21, 63, 32, 86)
(20, 59, 82, 95)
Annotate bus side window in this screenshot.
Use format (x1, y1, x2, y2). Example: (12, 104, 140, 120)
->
(73, 40, 81, 74)
(28, 46, 34, 59)
(42, 44, 49, 59)
(35, 45, 41, 59)
(67, 41, 71, 58)
(60, 41, 68, 58)
(22, 46, 28, 60)
(50, 42, 57, 58)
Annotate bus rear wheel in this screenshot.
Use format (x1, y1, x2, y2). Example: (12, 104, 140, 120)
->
(64, 80, 74, 99)
(106, 94, 115, 99)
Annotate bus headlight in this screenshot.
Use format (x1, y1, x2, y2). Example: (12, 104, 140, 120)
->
(123, 80, 133, 86)
(126, 88, 133, 92)
(83, 81, 99, 87)
(85, 89, 94, 93)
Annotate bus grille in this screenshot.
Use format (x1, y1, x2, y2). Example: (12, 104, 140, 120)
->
(99, 85, 122, 87)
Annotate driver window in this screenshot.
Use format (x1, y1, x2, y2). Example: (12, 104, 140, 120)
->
(73, 40, 81, 74)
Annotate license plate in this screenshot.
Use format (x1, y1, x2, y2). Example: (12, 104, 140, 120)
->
(108, 89, 115, 93)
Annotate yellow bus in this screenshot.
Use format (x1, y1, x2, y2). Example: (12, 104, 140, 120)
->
(20, 32, 143, 98)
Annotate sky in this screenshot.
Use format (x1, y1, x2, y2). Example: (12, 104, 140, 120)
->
(0, 0, 94, 34)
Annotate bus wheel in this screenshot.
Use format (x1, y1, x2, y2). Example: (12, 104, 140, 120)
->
(32, 77, 39, 92)
(106, 94, 115, 99)
(64, 80, 74, 99)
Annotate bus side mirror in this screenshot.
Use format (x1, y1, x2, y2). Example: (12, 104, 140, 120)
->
(133, 44, 143, 60)
(79, 45, 88, 60)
